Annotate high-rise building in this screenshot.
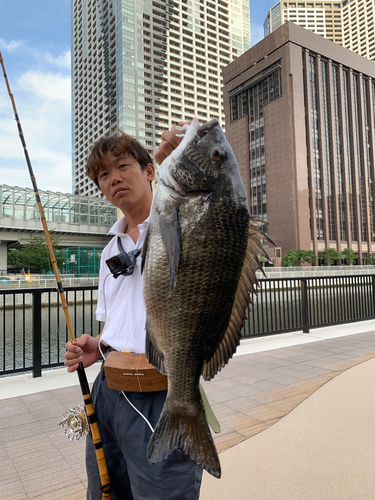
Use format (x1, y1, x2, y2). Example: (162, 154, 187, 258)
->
(223, 22, 375, 264)
(71, 0, 251, 197)
(265, 0, 375, 60)
(264, 1, 343, 45)
(342, 0, 375, 61)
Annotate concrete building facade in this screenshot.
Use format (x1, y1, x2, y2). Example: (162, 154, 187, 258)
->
(342, 0, 375, 61)
(71, 0, 251, 196)
(264, 1, 343, 44)
(264, 1, 375, 63)
(223, 22, 375, 264)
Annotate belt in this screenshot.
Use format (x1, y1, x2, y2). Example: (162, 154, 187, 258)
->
(100, 342, 116, 356)
(100, 344, 116, 370)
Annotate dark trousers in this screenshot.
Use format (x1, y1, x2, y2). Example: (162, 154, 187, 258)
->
(86, 370, 203, 500)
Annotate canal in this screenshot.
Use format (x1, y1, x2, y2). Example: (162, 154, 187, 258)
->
(1, 275, 374, 376)
(0, 288, 102, 373)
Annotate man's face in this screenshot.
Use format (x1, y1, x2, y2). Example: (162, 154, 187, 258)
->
(97, 151, 154, 212)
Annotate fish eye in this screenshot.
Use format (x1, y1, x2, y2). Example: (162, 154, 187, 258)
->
(210, 148, 223, 162)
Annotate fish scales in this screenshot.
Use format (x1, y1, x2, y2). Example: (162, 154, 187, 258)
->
(142, 118, 273, 478)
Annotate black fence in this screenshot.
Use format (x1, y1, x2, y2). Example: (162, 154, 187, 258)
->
(1, 275, 375, 377)
(242, 275, 375, 337)
(0, 286, 102, 377)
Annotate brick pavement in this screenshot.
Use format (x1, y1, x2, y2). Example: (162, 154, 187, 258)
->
(1, 329, 375, 499)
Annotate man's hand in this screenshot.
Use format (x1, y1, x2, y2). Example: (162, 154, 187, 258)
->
(64, 333, 101, 373)
(154, 121, 190, 165)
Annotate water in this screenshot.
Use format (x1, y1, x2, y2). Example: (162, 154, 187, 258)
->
(243, 277, 374, 336)
(0, 295, 101, 373)
(2, 276, 374, 373)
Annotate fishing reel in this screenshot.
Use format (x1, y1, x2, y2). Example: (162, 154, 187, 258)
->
(57, 404, 90, 441)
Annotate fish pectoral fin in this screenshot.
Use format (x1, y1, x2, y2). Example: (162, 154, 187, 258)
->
(202, 217, 276, 381)
(159, 207, 180, 293)
(140, 226, 150, 274)
(146, 330, 167, 376)
(202, 308, 243, 381)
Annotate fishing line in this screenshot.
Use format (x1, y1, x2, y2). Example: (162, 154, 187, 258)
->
(101, 271, 155, 433)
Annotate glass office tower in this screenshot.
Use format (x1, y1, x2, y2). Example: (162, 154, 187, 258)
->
(71, 0, 251, 196)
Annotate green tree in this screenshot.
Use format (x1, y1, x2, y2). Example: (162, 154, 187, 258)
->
(282, 249, 317, 267)
(7, 232, 64, 272)
(364, 254, 375, 265)
(7, 249, 24, 270)
(322, 248, 341, 266)
(341, 248, 358, 266)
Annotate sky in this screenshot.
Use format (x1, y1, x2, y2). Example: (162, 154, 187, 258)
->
(0, 0, 274, 194)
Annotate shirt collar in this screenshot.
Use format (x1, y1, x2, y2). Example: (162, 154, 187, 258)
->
(108, 215, 149, 236)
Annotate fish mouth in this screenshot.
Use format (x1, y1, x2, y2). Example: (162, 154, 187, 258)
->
(158, 118, 219, 198)
(164, 183, 210, 200)
(197, 119, 220, 139)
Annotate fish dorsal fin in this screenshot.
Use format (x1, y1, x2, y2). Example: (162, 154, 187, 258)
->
(202, 217, 274, 381)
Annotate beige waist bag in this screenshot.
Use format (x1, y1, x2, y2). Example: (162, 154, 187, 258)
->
(104, 351, 168, 392)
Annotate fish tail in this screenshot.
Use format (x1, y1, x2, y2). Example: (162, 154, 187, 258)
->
(147, 404, 221, 478)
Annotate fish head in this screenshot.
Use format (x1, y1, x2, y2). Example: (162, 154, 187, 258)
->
(157, 118, 247, 202)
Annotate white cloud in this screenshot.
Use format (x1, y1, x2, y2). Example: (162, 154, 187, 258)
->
(0, 38, 24, 51)
(0, 64, 72, 193)
(18, 70, 71, 102)
(44, 50, 71, 70)
(0, 159, 72, 195)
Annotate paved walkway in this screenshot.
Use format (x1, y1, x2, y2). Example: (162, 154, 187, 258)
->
(1, 320, 375, 499)
(201, 357, 375, 499)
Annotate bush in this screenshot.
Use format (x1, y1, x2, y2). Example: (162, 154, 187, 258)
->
(341, 248, 358, 266)
(282, 250, 317, 267)
(322, 248, 341, 266)
(7, 232, 64, 273)
(364, 254, 375, 265)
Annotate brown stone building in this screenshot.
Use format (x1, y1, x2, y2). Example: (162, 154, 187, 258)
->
(223, 21, 375, 265)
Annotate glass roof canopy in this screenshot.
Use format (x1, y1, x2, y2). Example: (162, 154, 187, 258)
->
(0, 184, 117, 228)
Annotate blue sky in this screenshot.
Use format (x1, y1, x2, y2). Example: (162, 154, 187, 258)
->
(0, 0, 72, 192)
(0, 0, 274, 193)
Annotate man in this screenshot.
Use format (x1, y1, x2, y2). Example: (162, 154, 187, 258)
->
(64, 125, 203, 500)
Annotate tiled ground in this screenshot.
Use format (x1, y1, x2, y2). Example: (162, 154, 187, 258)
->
(202, 331, 375, 453)
(1, 330, 375, 499)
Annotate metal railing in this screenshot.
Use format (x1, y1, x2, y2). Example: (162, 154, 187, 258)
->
(242, 275, 375, 337)
(0, 276, 99, 289)
(1, 275, 374, 377)
(0, 286, 102, 377)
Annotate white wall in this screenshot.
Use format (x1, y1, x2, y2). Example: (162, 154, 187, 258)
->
(0, 241, 7, 272)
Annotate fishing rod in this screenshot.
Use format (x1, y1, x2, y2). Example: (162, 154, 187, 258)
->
(0, 51, 112, 500)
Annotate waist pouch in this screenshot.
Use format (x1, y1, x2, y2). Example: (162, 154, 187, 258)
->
(104, 351, 168, 392)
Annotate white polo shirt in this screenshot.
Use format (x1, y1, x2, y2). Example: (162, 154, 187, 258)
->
(96, 216, 148, 353)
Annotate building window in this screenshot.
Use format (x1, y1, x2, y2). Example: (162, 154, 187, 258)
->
(343, 70, 358, 242)
(332, 65, 346, 241)
(228, 62, 282, 229)
(362, 78, 375, 241)
(321, 60, 336, 241)
(229, 61, 282, 122)
(309, 55, 324, 240)
(353, 74, 367, 241)
(249, 82, 267, 228)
